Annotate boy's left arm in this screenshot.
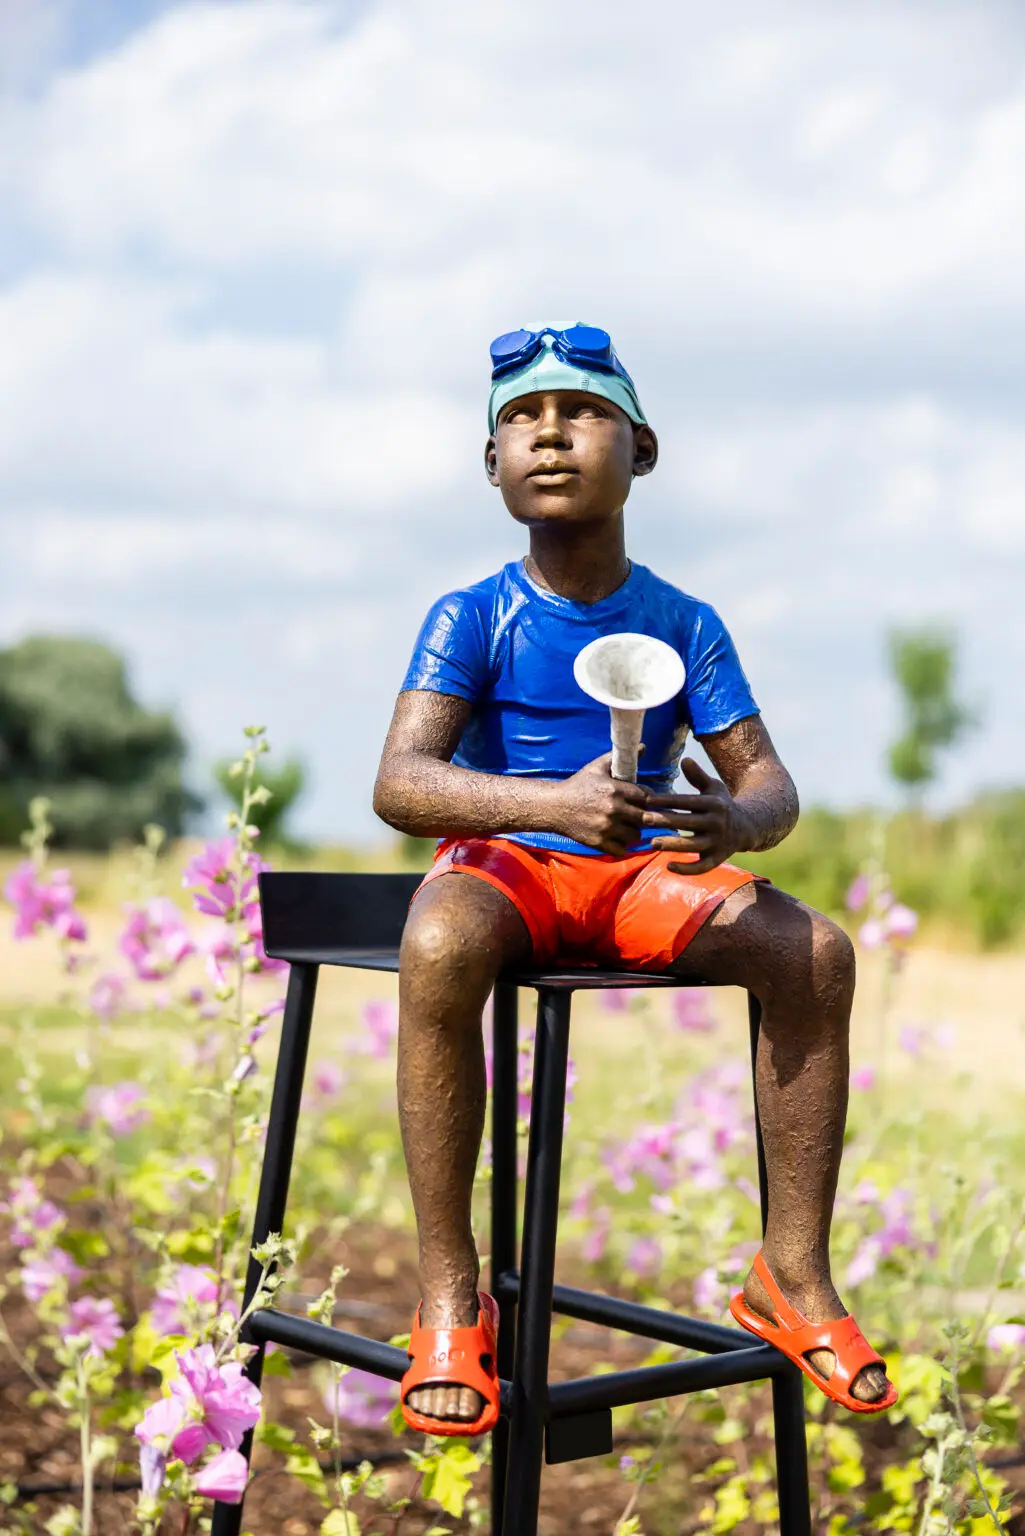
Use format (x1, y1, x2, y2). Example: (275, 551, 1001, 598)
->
(643, 715, 799, 876)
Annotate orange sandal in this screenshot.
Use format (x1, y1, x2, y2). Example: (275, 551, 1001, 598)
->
(729, 1252, 898, 1415)
(400, 1292, 501, 1437)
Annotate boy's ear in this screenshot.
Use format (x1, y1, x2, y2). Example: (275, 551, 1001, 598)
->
(485, 435, 500, 485)
(632, 425, 658, 478)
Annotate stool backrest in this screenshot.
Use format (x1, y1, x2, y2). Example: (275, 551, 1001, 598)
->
(259, 872, 422, 961)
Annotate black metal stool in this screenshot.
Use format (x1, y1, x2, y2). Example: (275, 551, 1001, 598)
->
(211, 872, 811, 1536)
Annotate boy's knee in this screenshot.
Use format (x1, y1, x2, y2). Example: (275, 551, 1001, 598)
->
(400, 901, 498, 997)
(808, 912, 855, 1003)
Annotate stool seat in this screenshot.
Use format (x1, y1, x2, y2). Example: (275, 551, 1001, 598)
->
(210, 872, 811, 1536)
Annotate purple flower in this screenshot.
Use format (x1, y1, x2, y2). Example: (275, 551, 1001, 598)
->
(599, 989, 633, 1013)
(885, 903, 918, 942)
(86, 1081, 150, 1136)
(324, 1367, 399, 1429)
(898, 1024, 927, 1058)
(88, 970, 127, 1022)
(987, 1324, 1025, 1354)
(182, 838, 238, 917)
(194, 1447, 250, 1503)
(626, 1237, 662, 1277)
(851, 1066, 876, 1091)
(169, 1345, 262, 1460)
(582, 1207, 612, 1264)
(139, 1442, 167, 1498)
(4, 862, 85, 942)
(671, 991, 714, 1033)
(136, 1393, 187, 1457)
(151, 1265, 219, 1337)
(63, 1296, 124, 1358)
(619, 1454, 636, 1473)
(359, 1000, 398, 1058)
(21, 1247, 83, 1303)
(3, 1176, 63, 1248)
(119, 898, 194, 981)
(845, 874, 870, 914)
(693, 1266, 726, 1313)
(858, 918, 887, 950)
(311, 1060, 345, 1100)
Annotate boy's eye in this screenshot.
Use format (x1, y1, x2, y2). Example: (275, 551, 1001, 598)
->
(570, 402, 606, 419)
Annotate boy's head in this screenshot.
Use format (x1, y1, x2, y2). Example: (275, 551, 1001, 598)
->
(484, 324, 658, 530)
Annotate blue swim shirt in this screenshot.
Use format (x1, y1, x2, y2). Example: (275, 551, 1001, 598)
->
(401, 560, 758, 856)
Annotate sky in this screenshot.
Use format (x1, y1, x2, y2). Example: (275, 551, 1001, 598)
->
(1, 0, 1023, 842)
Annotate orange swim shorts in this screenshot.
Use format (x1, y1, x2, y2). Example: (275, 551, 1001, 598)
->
(417, 837, 761, 971)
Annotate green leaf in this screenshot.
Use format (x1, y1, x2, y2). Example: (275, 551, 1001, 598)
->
(321, 1512, 360, 1536)
(420, 1443, 481, 1519)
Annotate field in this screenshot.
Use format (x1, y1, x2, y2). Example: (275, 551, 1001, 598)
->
(1, 807, 1024, 1535)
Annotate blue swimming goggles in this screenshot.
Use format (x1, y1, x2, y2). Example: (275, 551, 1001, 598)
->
(489, 325, 637, 387)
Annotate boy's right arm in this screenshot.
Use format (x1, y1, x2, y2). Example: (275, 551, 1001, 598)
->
(373, 690, 648, 857)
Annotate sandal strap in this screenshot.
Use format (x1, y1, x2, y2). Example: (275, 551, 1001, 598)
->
(401, 1293, 499, 1405)
(750, 1253, 888, 1395)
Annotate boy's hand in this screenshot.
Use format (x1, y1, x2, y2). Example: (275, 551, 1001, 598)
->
(643, 758, 754, 875)
(550, 753, 649, 856)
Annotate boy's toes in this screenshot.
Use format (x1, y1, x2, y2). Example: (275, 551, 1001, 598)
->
(851, 1362, 891, 1404)
(406, 1383, 484, 1422)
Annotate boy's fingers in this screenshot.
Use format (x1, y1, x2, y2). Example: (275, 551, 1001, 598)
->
(642, 810, 718, 830)
(667, 855, 723, 876)
(646, 791, 719, 811)
(681, 758, 715, 790)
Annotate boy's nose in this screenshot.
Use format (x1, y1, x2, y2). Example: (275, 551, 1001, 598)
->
(533, 409, 570, 447)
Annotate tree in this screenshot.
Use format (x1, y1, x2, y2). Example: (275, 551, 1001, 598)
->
(0, 636, 201, 848)
(886, 627, 973, 794)
(213, 755, 307, 848)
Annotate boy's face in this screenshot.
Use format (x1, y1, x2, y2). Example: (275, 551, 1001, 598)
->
(485, 389, 658, 529)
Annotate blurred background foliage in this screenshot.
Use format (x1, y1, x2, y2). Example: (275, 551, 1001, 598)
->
(0, 636, 200, 849)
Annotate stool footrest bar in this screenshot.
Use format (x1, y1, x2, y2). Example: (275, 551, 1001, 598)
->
(548, 1344, 785, 1415)
(495, 1273, 756, 1355)
(247, 1309, 409, 1379)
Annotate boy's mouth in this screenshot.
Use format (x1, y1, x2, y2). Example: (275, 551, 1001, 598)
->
(528, 460, 578, 483)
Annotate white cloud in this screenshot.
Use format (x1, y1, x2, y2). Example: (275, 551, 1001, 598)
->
(0, 0, 1023, 837)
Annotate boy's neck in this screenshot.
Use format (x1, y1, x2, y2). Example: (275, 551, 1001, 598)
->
(525, 515, 630, 605)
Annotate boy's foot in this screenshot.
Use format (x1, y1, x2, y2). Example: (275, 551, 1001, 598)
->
(403, 1295, 488, 1424)
(741, 1262, 891, 1404)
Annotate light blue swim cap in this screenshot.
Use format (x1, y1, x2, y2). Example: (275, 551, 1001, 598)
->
(487, 328, 647, 433)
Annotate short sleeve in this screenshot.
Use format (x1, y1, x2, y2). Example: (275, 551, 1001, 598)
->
(401, 591, 490, 702)
(684, 603, 759, 736)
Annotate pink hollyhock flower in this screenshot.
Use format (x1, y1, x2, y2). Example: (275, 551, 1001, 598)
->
(858, 918, 887, 950)
(195, 1447, 250, 1503)
(21, 1247, 83, 1303)
(166, 1345, 262, 1461)
(136, 1395, 187, 1470)
(693, 1266, 726, 1313)
(3, 1176, 63, 1248)
(311, 1060, 345, 1099)
(139, 1442, 168, 1498)
(988, 1323, 1025, 1353)
(183, 838, 238, 917)
(324, 1367, 399, 1429)
(734, 1175, 762, 1207)
(63, 1296, 124, 1358)
(884, 903, 918, 942)
(359, 1000, 398, 1058)
(569, 1181, 594, 1221)
(845, 874, 870, 913)
(54, 909, 88, 942)
(650, 1193, 674, 1215)
(4, 861, 82, 940)
(88, 970, 127, 1022)
(599, 989, 632, 1013)
(671, 991, 714, 1033)
(86, 1081, 150, 1136)
(582, 1207, 612, 1264)
(899, 1024, 927, 1058)
(152, 1265, 219, 1337)
(119, 898, 194, 982)
(626, 1237, 662, 1277)
(851, 1066, 876, 1091)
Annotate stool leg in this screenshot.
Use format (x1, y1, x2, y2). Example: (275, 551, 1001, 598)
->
(748, 993, 812, 1536)
(490, 981, 519, 1536)
(210, 961, 319, 1536)
(502, 988, 571, 1536)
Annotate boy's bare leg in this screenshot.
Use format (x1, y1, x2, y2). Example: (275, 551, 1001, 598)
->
(398, 874, 533, 1422)
(673, 880, 890, 1404)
